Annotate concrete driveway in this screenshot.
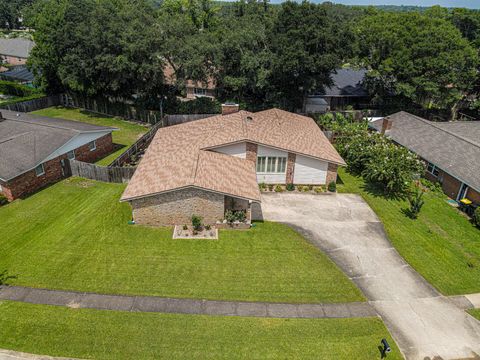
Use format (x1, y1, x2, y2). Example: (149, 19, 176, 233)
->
(260, 192, 480, 360)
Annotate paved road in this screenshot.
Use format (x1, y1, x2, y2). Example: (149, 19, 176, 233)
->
(260, 192, 480, 360)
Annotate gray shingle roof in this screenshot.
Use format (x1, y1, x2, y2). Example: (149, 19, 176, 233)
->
(0, 110, 116, 181)
(0, 38, 34, 59)
(371, 111, 480, 192)
(312, 68, 369, 97)
(0, 65, 34, 82)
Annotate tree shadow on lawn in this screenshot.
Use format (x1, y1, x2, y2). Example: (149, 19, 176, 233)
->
(79, 108, 114, 119)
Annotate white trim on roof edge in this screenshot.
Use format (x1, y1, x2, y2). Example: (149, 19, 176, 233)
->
(204, 140, 346, 166)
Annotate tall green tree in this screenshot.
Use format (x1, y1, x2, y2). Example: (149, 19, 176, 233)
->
(267, 1, 356, 110)
(357, 11, 478, 119)
(28, 0, 164, 98)
(0, 0, 34, 30)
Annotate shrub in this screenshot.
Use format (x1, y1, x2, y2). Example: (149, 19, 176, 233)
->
(328, 181, 337, 192)
(259, 182, 266, 191)
(0, 269, 16, 286)
(407, 184, 425, 219)
(274, 184, 284, 192)
(205, 224, 211, 231)
(182, 224, 188, 230)
(191, 214, 203, 231)
(473, 207, 480, 228)
(420, 178, 442, 194)
(286, 183, 295, 191)
(268, 184, 274, 191)
(363, 142, 424, 194)
(225, 210, 236, 223)
(0, 80, 40, 97)
(0, 194, 7, 206)
(234, 210, 246, 222)
(314, 186, 324, 194)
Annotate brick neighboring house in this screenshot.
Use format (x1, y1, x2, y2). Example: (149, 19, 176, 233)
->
(121, 105, 346, 226)
(0, 38, 34, 67)
(370, 111, 480, 205)
(163, 63, 216, 100)
(0, 110, 116, 201)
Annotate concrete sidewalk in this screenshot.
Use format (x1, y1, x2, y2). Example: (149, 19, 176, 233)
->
(260, 193, 480, 360)
(0, 349, 76, 360)
(0, 285, 376, 319)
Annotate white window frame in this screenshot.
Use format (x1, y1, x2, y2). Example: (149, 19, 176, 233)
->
(34, 163, 45, 177)
(426, 162, 439, 177)
(256, 156, 287, 174)
(67, 150, 75, 160)
(194, 87, 207, 96)
(88, 140, 96, 152)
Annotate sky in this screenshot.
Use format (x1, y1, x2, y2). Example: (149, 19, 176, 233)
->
(322, 0, 480, 8)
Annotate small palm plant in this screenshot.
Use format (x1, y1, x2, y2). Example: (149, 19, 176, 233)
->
(407, 184, 425, 219)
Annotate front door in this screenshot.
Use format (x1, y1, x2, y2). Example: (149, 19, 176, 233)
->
(457, 183, 469, 201)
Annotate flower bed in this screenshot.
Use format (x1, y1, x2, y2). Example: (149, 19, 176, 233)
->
(173, 225, 218, 240)
(258, 183, 336, 194)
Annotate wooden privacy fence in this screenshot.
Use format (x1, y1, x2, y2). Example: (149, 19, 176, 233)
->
(109, 120, 164, 167)
(69, 160, 136, 183)
(0, 95, 62, 112)
(61, 93, 162, 125)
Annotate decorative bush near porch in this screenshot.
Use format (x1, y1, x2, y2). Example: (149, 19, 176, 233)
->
(0, 301, 401, 360)
(0, 177, 364, 303)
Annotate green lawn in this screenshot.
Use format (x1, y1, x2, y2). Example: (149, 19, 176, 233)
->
(469, 309, 480, 321)
(31, 107, 148, 165)
(0, 301, 400, 360)
(337, 168, 480, 295)
(0, 177, 363, 303)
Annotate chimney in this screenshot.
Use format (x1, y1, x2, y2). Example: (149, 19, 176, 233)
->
(381, 117, 392, 135)
(221, 103, 239, 116)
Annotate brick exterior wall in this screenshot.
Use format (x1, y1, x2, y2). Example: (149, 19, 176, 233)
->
(246, 142, 258, 163)
(437, 170, 462, 200)
(73, 133, 114, 163)
(1, 55, 27, 66)
(467, 187, 480, 205)
(0, 133, 113, 201)
(131, 187, 225, 226)
(325, 163, 338, 185)
(286, 152, 296, 184)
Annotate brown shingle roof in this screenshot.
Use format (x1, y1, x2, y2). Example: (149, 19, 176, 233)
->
(121, 109, 344, 202)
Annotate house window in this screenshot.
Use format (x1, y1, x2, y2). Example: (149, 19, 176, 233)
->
(194, 87, 207, 96)
(34, 163, 45, 177)
(426, 162, 439, 177)
(256, 156, 287, 173)
(67, 150, 75, 160)
(88, 140, 96, 151)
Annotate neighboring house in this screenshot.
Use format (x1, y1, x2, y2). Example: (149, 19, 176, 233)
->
(163, 63, 216, 100)
(0, 38, 34, 67)
(305, 68, 371, 113)
(370, 111, 480, 205)
(121, 104, 345, 226)
(0, 65, 34, 84)
(0, 110, 116, 201)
